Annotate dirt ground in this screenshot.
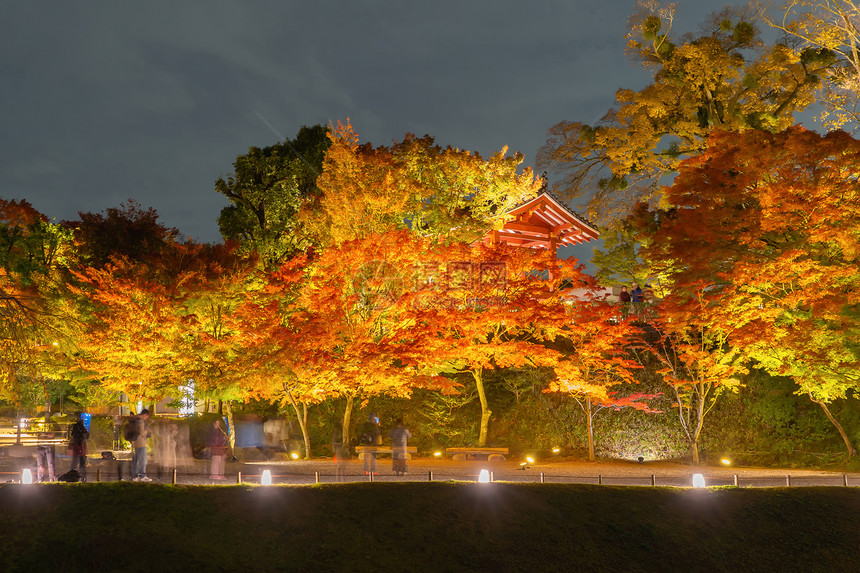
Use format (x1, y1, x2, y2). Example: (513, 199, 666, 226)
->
(2, 447, 856, 488)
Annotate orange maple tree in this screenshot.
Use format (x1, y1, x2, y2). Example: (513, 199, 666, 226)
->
(638, 126, 860, 456)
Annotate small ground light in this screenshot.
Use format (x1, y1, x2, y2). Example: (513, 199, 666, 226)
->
(21, 469, 33, 484)
(526, 456, 534, 464)
(478, 469, 490, 483)
(692, 473, 706, 488)
(434, 451, 442, 458)
(261, 470, 272, 486)
(721, 458, 731, 466)
(290, 452, 299, 460)
(552, 448, 560, 454)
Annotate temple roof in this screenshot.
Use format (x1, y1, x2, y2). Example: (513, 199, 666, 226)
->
(486, 191, 599, 251)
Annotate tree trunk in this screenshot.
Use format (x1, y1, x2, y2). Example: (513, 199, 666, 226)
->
(586, 396, 595, 462)
(690, 386, 705, 465)
(811, 395, 857, 457)
(473, 367, 491, 447)
(223, 401, 235, 451)
(284, 385, 311, 459)
(342, 395, 354, 454)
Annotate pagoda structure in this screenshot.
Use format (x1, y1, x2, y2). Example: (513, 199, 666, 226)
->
(484, 190, 599, 256)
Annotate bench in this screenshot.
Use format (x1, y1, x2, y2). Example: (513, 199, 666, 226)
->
(445, 447, 509, 461)
(355, 446, 418, 461)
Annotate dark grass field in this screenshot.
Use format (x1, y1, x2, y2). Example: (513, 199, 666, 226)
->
(0, 482, 858, 573)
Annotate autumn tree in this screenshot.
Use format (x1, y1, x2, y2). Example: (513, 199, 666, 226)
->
(548, 300, 653, 461)
(759, 0, 860, 129)
(392, 242, 588, 446)
(301, 121, 542, 248)
(0, 200, 73, 427)
(638, 126, 860, 456)
(216, 124, 331, 267)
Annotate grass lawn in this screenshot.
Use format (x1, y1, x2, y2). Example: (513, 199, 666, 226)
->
(0, 482, 857, 572)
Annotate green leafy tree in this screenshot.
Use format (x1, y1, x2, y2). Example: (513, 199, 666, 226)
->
(216, 124, 331, 267)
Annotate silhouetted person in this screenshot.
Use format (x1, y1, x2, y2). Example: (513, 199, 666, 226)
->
(67, 413, 89, 482)
(359, 413, 381, 476)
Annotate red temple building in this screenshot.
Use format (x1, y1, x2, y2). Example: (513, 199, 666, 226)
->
(484, 191, 599, 256)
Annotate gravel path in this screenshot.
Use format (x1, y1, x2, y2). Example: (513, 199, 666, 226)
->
(3, 451, 857, 488)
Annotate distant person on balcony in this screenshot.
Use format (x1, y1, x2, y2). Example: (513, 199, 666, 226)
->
(631, 283, 644, 303)
(619, 286, 631, 303)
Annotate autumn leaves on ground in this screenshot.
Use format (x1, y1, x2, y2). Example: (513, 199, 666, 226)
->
(0, 482, 858, 573)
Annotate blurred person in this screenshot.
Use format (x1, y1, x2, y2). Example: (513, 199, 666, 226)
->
(359, 413, 381, 476)
(35, 429, 56, 482)
(631, 283, 644, 303)
(389, 419, 412, 476)
(67, 413, 89, 482)
(619, 285, 631, 303)
(207, 418, 229, 480)
(332, 424, 347, 480)
(129, 409, 152, 482)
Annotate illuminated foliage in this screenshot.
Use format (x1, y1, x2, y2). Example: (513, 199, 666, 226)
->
(539, 2, 829, 222)
(302, 121, 542, 247)
(640, 126, 860, 456)
(216, 124, 331, 267)
(760, 0, 860, 129)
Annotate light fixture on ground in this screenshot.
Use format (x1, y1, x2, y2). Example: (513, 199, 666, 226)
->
(261, 470, 272, 486)
(21, 469, 33, 484)
(290, 452, 299, 460)
(721, 458, 731, 466)
(692, 473, 706, 488)
(478, 469, 490, 483)
(434, 451, 442, 458)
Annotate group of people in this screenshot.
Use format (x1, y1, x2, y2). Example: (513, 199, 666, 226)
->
(34, 412, 90, 482)
(618, 282, 645, 303)
(357, 414, 412, 476)
(33, 410, 412, 483)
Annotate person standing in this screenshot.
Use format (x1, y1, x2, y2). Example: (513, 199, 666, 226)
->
(631, 283, 644, 303)
(67, 413, 89, 482)
(331, 424, 347, 480)
(130, 409, 152, 482)
(36, 429, 56, 483)
(359, 413, 381, 476)
(388, 419, 412, 476)
(207, 418, 228, 480)
(619, 286, 631, 303)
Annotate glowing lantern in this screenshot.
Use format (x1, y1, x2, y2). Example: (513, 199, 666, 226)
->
(21, 469, 33, 484)
(478, 469, 490, 483)
(692, 473, 706, 488)
(261, 470, 272, 486)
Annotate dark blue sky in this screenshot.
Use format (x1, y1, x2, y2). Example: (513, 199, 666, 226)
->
(2, 1, 726, 266)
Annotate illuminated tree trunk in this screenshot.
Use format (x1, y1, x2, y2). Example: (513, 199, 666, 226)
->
(586, 396, 595, 462)
(223, 401, 235, 451)
(810, 395, 857, 458)
(473, 367, 491, 447)
(341, 395, 353, 454)
(284, 383, 311, 459)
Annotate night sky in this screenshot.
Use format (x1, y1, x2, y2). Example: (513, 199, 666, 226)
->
(3, 1, 726, 265)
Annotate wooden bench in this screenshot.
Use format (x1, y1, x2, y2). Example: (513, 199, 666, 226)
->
(355, 446, 418, 461)
(445, 447, 509, 461)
